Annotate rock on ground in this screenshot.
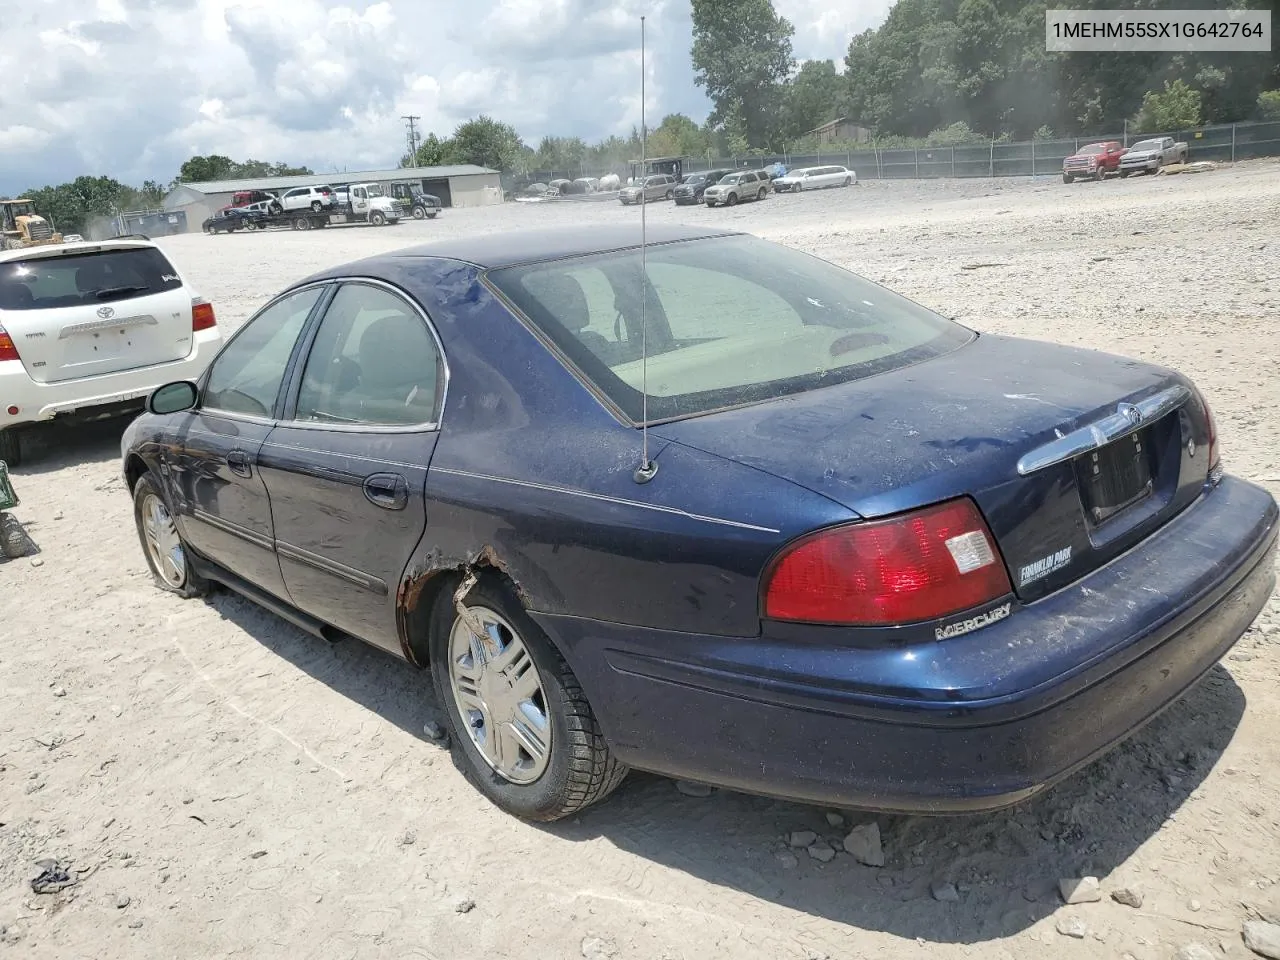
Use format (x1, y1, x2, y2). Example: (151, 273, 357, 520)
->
(1059, 876, 1101, 904)
(1174, 944, 1218, 960)
(1244, 920, 1280, 959)
(1055, 916, 1087, 939)
(1111, 886, 1144, 908)
(843, 823, 885, 867)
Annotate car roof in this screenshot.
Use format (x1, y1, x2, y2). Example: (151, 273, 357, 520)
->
(309, 224, 743, 276)
(0, 238, 157, 264)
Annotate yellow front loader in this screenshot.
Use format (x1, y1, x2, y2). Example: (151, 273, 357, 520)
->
(0, 199, 63, 250)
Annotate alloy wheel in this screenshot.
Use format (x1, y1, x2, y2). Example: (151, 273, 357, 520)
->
(448, 604, 552, 784)
(141, 493, 185, 588)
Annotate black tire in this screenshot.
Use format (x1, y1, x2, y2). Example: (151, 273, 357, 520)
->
(370, 210, 386, 226)
(430, 575, 627, 821)
(0, 427, 20, 468)
(1093, 167, 1104, 182)
(844, 176, 852, 186)
(664, 189, 673, 200)
(757, 187, 767, 200)
(1062, 173, 1073, 184)
(132, 472, 207, 598)
(310, 200, 323, 212)
(1120, 171, 1130, 179)
(293, 216, 310, 231)
(726, 193, 738, 206)
(412, 206, 426, 220)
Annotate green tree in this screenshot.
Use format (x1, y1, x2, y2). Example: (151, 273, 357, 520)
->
(177, 155, 236, 182)
(403, 133, 453, 168)
(1134, 78, 1202, 131)
(447, 116, 527, 172)
(534, 136, 588, 173)
(691, 0, 795, 149)
(645, 114, 711, 158)
(1257, 90, 1280, 120)
(779, 60, 848, 142)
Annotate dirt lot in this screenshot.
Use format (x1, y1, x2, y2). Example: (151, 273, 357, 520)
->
(3, 162, 1279, 960)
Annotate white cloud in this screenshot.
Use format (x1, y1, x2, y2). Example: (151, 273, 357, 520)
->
(0, 0, 892, 194)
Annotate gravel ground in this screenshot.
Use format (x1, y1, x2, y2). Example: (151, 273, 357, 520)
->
(2, 161, 1279, 960)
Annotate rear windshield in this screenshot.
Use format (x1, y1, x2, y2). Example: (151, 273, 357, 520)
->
(0, 247, 182, 311)
(488, 234, 973, 422)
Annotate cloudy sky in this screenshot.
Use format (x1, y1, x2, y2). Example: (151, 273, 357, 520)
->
(0, 0, 893, 195)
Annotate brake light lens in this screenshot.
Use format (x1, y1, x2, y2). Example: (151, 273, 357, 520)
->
(0, 325, 19, 362)
(764, 498, 1012, 625)
(191, 299, 217, 332)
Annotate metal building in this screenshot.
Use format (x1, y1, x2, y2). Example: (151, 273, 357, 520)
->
(162, 164, 503, 229)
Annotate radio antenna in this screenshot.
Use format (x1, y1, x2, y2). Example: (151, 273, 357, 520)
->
(633, 13, 658, 484)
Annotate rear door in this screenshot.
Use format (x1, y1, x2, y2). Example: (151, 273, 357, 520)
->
(258, 281, 444, 652)
(167, 284, 327, 597)
(0, 245, 195, 383)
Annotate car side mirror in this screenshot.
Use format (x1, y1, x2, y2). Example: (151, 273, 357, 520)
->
(148, 381, 198, 415)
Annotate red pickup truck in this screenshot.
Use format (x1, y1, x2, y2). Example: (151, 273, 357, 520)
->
(1062, 142, 1127, 183)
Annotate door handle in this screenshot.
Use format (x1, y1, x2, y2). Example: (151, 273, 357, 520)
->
(363, 473, 409, 511)
(226, 449, 252, 478)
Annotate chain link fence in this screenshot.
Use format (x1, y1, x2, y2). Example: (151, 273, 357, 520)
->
(508, 120, 1280, 190)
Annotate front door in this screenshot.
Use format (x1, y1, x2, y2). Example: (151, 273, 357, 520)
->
(258, 281, 444, 652)
(167, 285, 326, 598)
(351, 187, 369, 217)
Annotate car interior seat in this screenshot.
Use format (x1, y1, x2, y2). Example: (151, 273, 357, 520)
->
(352, 312, 438, 424)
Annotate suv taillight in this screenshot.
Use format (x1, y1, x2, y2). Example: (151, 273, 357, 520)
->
(192, 299, 217, 332)
(0, 324, 19, 362)
(763, 498, 1012, 625)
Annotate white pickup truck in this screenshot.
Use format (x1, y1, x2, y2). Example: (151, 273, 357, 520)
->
(1118, 137, 1189, 176)
(329, 184, 401, 225)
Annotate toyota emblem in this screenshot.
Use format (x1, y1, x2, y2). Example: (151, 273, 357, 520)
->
(96, 305, 115, 319)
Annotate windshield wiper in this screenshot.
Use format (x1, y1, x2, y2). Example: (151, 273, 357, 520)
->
(93, 285, 149, 300)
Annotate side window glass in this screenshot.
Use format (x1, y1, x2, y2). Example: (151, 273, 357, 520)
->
(203, 287, 322, 417)
(295, 284, 442, 427)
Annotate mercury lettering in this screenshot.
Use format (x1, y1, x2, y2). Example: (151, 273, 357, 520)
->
(935, 602, 1012, 640)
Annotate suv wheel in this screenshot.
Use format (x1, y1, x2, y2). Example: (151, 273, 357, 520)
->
(310, 200, 323, 212)
(726, 193, 738, 206)
(0, 428, 21, 468)
(665, 189, 673, 200)
(431, 575, 628, 821)
(757, 187, 767, 200)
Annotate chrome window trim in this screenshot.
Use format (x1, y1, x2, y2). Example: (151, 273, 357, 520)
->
(199, 280, 332, 421)
(1016, 384, 1191, 476)
(285, 276, 450, 435)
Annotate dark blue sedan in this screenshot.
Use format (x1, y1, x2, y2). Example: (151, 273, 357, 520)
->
(120, 225, 1278, 821)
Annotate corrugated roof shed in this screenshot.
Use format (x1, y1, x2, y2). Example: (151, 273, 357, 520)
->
(174, 165, 498, 195)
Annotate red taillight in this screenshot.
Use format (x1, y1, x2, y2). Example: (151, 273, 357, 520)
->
(0, 325, 19, 362)
(192, 300, 217, 332)
(763, 498, 1012, 626)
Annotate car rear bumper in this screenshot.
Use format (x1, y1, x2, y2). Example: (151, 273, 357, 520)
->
(537, 475, 1277, 813)
(0, 328, 223, 428)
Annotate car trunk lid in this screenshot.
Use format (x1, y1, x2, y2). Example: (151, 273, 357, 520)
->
(653, 334, 1213, 603)
(0, 245, 193, 384)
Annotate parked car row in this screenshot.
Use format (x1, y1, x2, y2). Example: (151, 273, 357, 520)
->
(1062, 137, 1189, 183)
(624, 165, 857, 208)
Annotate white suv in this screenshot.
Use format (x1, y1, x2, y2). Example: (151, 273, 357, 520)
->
(275, 186, 335, 213)
(0, 239, 224, 466)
